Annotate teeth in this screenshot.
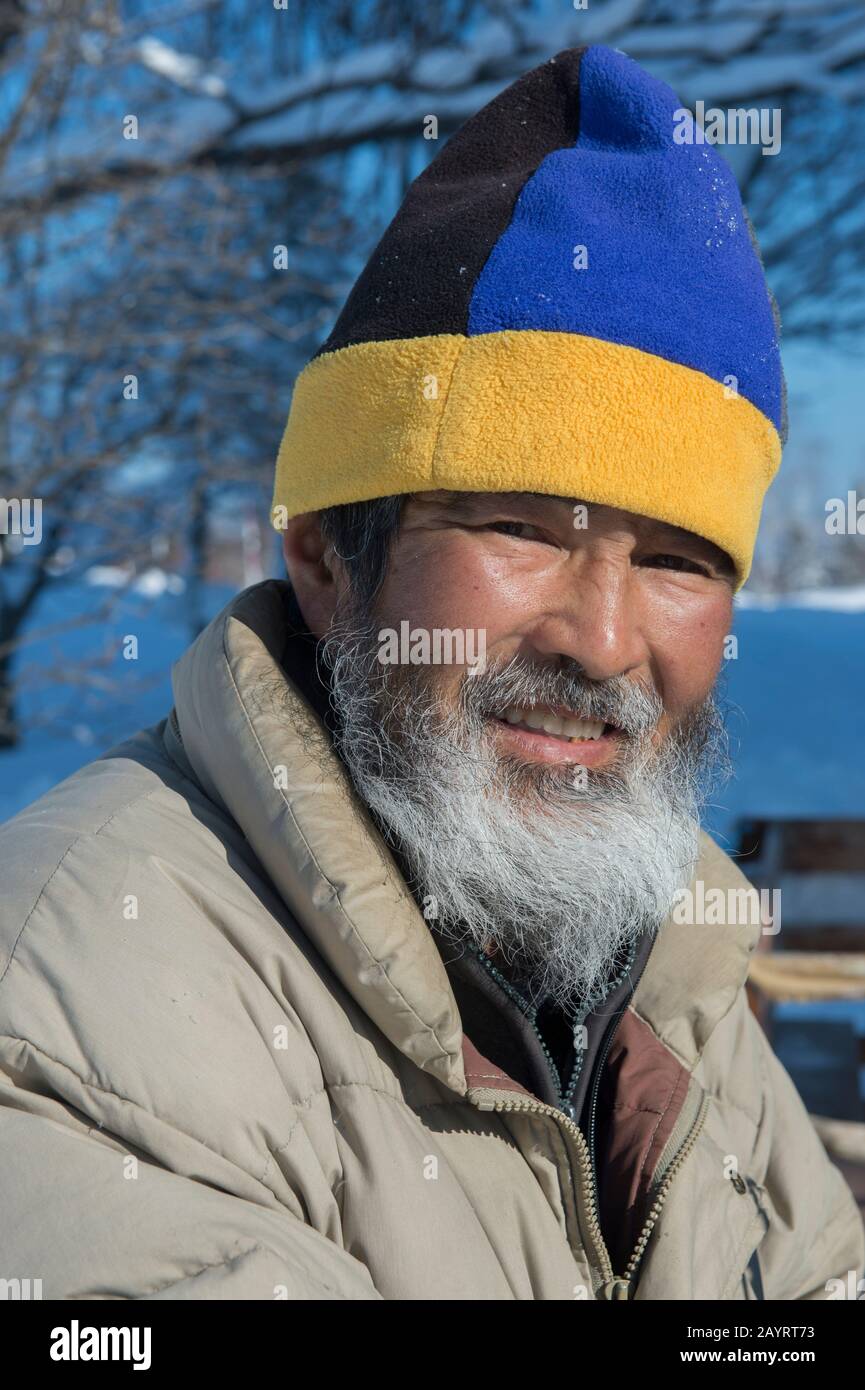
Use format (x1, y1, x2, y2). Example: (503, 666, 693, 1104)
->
(540, 713, 564, 736)
(499, 706, 606, 741)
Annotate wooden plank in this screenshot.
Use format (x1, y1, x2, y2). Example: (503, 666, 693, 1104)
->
(778, 926, 865, 953)
(780, 821, 865, 873)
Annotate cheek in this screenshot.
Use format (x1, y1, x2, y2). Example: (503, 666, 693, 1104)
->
(650, 594, 732, 710)
(376, 537, 539, 643)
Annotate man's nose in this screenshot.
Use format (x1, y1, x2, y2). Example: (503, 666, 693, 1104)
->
(528, 560, 651, 683)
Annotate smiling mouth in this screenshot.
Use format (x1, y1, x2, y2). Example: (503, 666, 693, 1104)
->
(495, 704, 617, 744)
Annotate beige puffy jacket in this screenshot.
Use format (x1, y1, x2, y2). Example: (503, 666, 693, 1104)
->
(0, 581, 861, 1300)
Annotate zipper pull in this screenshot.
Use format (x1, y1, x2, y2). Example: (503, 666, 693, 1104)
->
(598, 1277, 631, 1301)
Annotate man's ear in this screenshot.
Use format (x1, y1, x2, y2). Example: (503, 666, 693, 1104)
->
(280, 513, 343, 638)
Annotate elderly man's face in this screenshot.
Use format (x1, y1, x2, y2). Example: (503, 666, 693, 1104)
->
(370, 490, 733, 763)
(283, 490, 733, 1010)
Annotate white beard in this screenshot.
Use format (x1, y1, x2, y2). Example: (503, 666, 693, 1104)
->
(320, 609, 727, 1014)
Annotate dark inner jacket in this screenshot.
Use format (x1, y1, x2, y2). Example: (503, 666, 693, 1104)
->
(278, 585, 657, 1269)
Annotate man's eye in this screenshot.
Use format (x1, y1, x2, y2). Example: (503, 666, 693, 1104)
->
(487, 520, 544, 541)
(642, 553, 709, 576)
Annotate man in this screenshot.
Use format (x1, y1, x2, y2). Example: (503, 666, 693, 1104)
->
(0, 44, 862, 1300)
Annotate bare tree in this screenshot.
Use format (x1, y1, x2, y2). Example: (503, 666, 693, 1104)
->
(0, 0, 351, 743)
(6, 0, 863, 324)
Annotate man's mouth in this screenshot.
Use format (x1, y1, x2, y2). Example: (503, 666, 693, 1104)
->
(499, 704, 611, 742)
(487, 703, 622, 766)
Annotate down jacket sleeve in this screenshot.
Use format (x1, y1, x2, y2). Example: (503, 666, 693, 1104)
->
(0, 1082, 382, 1301)
(745, 1009, 865, 1301)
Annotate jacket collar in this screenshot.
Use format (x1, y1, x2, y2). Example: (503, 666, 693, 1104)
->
(166, 580, 759, 1093)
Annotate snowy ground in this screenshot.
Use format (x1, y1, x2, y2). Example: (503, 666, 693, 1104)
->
(708, 590, 865, 849)
(0, 573, 235, 824)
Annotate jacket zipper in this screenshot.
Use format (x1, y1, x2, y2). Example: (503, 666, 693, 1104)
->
(564, 936, 638, 1121)
(474, 1086, 709, 1299)
(611, 1090, 710, 1295)
(472, 951, 566, 1099)
(473, 942, 636, 1122)
(470, 945, 708, 1296)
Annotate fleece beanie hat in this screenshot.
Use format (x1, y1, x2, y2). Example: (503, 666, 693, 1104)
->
(271, 43, 786, 587)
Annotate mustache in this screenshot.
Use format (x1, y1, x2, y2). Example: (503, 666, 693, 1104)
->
(319, 603, 729, 791)
(460, 652, 663, 741)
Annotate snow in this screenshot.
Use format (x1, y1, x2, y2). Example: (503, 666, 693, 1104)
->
(706, 605, 865, 849)
(230, 41, 409, 118)
(224, 83, 506, 154)
(520, 0, 645, 52)
(0, 578, 234, 826)
(661, 29, 865, 102)
(737, 584, 865, 612)
(625, 20, 765, 60)
(3, 98, 235, 199)
(409, 19, 514, 88)
(135, 37, 228, 99)
(84, 565, 186, 597)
